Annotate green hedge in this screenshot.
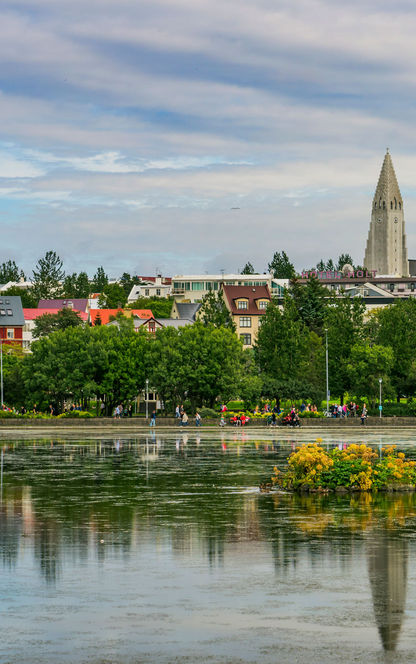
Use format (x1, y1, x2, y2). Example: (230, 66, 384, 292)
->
(368, 402, 416, 417)
(57, 410, 95, 419)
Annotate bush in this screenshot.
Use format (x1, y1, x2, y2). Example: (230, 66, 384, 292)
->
(0, 410, 20, 418)
(299, 411, 325, 419)
(226, 400, 245, 410)
(199, 407, 218, 418)
(57, 410, 94, 419)
(368, 402, 416, 417)
(272, 442, 416, 491)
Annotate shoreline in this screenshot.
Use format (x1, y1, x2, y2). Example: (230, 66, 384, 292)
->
(2, 416, 416, 429)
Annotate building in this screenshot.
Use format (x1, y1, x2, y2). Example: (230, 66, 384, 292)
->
(172, 273, 273, 303)
(38, 298, 90, 313)
(170, 301, 202, 321)
(108, 316, 194, 333)
(23, 308, 88, 348)
(127, 276, 172, 302)
(89, 308, 153, 326)
(221, 284, 271, 348)
(0, 296, 24, 347)
(364, 150, 409, 277)
(0, 279, 32, 293)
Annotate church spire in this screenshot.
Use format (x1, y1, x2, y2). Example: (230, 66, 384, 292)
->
(373, 150, 402, 209)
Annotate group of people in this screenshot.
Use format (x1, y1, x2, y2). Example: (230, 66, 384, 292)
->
(175, 405, 202, 427)
(113, 404, 134, 418)
(329, 402, 367, 422)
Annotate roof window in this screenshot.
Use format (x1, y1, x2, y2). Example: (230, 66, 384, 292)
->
(7, 309, 12, 315)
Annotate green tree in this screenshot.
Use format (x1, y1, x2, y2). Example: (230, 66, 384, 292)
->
(62, 272, 90, 298)
(33, 308, 84, 338)
(371, 299, 416, 398)
(1, 344, 26, 407)
(126, 296, 173, 318)
(290, 276, 330, 335)
(98, 283, 127, 308)
(325, 258, 335, 271)
(0, 259, 25, 283)
(268, 251, 296, 279)
(324, 295, 366, 401)
(91, 266, 108, 293)
(0, 286, 37, 308)
(346, 343, 394, 407)
(255, 294, 312, 381)
(316, 259, 326, 271)
(337, 254, 354, 271)
(32, 251, 65, 300)
(24, 325, 149, 413)
(241, 261, 255, 275)
(199, 291, 235, 330)
(149, 323, 244, 408)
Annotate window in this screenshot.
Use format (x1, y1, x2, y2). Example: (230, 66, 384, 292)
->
(240, 333, 251, 345)
(148, 321, 156, 333)
(145, 289, 150, 296)
(237, 300, 248, 310)
(156, 288, 161, 296)
(0, 309, 5, 316)
(213, 282, 218, 291)
(7, 309, 12, 315)
(240, 317, 251, 327)
(258, 300, 268, 309)
(205, 282, 212, 290)
(7, 329, 14, 339)
(191, 282, 204, 291)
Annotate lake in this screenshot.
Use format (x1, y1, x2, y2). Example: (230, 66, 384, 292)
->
(2, 428, 416, 663)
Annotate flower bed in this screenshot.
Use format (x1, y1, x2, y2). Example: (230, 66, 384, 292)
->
(271, 442, 416, 492)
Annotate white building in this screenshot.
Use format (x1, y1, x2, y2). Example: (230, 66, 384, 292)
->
(172, 273, 279, 303)
(127, 276, 172, 302)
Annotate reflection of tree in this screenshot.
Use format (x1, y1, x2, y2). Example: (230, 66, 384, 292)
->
(367, 534, 408, 652)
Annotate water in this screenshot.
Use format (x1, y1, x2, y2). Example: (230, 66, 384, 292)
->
(2, 429, 416, 663)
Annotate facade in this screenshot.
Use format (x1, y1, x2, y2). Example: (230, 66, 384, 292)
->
(127, 276, 172, 302)
(172, 274, 273, 303)
(0, 296, 24, 347)
(221, 284, 271, 348)
(364, 150, 409, 277)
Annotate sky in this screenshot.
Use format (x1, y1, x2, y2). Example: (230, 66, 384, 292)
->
(2, 0, 416, 278)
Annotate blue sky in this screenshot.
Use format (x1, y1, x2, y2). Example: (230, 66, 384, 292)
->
(2, 0, 416, 277)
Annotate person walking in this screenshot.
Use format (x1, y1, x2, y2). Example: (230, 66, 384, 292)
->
(360, 404, 368, 425)
(195, 411, 202, 426)
(181, 412, 189, 426)
(150, 410, 157, 426)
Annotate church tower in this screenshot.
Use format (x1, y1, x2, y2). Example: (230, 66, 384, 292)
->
(364, 150, 409, 276)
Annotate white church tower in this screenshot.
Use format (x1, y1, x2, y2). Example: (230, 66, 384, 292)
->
(364, 150, 409, 277)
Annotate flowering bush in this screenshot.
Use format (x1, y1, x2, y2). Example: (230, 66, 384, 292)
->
(272, 442, 416, 491)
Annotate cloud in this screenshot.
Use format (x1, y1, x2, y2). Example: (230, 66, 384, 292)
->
(1, 0, 416, 274)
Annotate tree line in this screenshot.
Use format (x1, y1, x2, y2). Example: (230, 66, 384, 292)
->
(3, 277, 416, 412)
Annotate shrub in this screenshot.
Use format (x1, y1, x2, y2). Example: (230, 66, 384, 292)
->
(57, 410, 94, 419)
(199, 407, 218, 419)
(226, 400, 245, 410)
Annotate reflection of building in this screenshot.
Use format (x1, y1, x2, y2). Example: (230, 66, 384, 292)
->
(366, 534, 408, 652)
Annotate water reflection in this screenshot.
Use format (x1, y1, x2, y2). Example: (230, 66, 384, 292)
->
(1, 435, 416, 660)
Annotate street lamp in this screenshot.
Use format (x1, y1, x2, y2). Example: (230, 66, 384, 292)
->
(145, 378, 149, 420)
(325, 328, 329, 415)
(379, 378, 383, 419)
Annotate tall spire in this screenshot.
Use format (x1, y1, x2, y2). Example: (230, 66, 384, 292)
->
(373, 150, 402, 206)
(364, 151, 408, 277)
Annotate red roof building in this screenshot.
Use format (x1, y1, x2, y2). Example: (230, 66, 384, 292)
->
(221, 284, 271, 348)
(89, 309, 153, 326)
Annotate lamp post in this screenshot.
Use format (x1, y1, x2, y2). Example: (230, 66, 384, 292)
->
(325, 328, 329, 415)
(145, 378, 149, 420)
(0, 335, 3, 409)
(379, 378, 382, 419)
